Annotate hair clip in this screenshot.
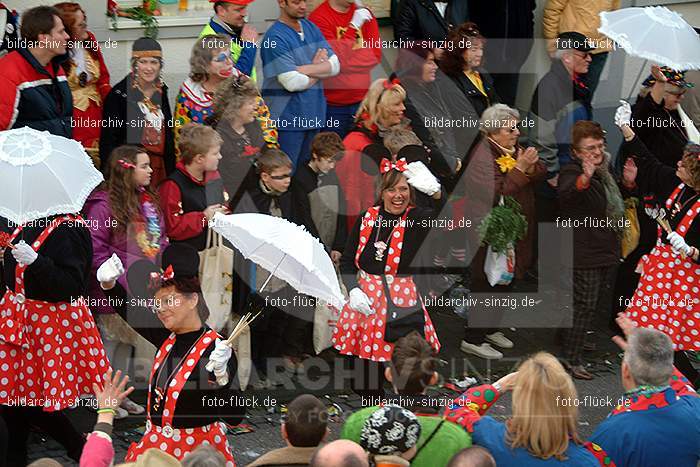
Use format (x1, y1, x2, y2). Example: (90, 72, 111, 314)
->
(383, 75, 401, 90)
(148, 264, 174, 290)
(117, 159, 136, 169)
(380, 157, 407, 174)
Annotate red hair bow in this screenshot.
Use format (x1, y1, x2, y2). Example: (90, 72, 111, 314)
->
(148, 264, 175, 289)
(380, 157, 407, 174)
(117, 159, 136, 170)
(383, 77, 401, 90)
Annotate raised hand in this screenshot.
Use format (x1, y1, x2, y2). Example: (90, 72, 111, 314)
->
(622, 158, 637, 187)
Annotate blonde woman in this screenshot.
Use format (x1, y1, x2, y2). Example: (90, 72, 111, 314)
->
(444, 352, 614, 466)
(335, 75, 416, 232)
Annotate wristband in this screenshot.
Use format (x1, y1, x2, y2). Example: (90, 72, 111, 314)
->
(97, 408, 116, 415)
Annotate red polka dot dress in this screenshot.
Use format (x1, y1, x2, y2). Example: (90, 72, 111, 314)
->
(333, 207, 440, 361)
(0, 215, 110, 411)
(125, 329, 236, 466)
(627, 184, 700, 351)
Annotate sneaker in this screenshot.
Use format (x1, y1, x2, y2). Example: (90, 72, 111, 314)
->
(460, 341, 503, 359)
(120, 397, 145, 415)
(114, 407, 129, 420)
(485, 331, 514, 349)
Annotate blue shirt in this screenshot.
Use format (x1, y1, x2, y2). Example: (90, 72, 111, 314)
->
(591, 388, 700, 467)
(472, 417, 601, 467)
(260, 19, 335, 131)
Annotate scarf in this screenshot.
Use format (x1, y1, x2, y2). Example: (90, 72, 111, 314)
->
(596, 153, 626, 235)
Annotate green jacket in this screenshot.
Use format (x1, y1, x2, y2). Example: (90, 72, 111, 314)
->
(200, 18, 257, 82)
(341, 406, 471, 467)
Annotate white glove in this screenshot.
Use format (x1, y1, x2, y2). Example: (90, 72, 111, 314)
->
(11, 240, 37, 266)
(97, 253, 125, 283)
(350, 7, 373, 29)
(349, 287, 373, 316)
(614, 99, 632, 128)
(404, 161, 441, 196)
(205, 338, 233, 386)
(667, 232, 692, 256)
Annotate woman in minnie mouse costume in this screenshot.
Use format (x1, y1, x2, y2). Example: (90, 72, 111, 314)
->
(616, 98, 700, 385)
(98, 242, 244, 465)
(333, 156, 444, 396)
(0, 213, 110, 465)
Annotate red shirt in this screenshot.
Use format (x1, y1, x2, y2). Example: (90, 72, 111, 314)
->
(309, 1, 382, 106)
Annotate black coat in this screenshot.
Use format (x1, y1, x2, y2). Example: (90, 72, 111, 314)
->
(99, 76, 175, 175)
(631, 93, 688, 168)
(3, 216, 92, 302)
(394, 0, 469, 43)
(442, 67, 498, 118)
(558, 161, 622, 268)
(469, 0, 536, 73)
(104, 283, 246, 428)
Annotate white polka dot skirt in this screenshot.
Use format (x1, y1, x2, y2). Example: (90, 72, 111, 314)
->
(125, 421, 235, 465)
(332, 273, 440, 362)
(627, 245, 700, 351)
(0, 290, 111, 411)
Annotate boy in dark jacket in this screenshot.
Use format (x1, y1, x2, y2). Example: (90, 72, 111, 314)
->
(292, 132, 347, 263)
(230, 148, 316, 386)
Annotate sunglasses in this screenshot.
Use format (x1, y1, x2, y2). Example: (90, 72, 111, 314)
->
(213, 52, 233, 63)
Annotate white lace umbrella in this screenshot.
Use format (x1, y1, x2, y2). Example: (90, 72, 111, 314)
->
(0, 127, 103, 225)
(599, 6, 700, 70)
(210, 212, 346, 308)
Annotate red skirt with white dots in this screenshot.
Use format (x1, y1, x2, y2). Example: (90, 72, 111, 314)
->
(627, 243, 700, 351)
(0, 290, 110, 411)
(333, 271, 440, 362)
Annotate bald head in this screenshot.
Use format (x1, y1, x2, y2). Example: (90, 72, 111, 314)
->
(447, 446, 496, 467)
(310, 440, 368, 467)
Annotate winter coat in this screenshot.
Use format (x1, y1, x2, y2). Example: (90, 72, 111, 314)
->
(463, 135, 546, 282)
(557, 160, 622, 268)
(99, 76, 175, 175)
(0, 48, 73, 137)
(83, 189, 168, 313)
(526, 59, 591, 192)
(441, 67, 498, 118)
(542, 0, 620, 55)
(394, 0, 469, 43)
(469, 0, 536, 75)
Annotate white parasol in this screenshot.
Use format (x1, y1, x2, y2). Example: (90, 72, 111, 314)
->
(0, 127, 103, 225)
(210, 211, 346, 308)
(599, 6, 700, 70)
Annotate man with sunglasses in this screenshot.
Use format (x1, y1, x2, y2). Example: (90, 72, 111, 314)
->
(201, 0, 258, 81)
(527, 32, 593, 246)
(543, 0, 620, 95)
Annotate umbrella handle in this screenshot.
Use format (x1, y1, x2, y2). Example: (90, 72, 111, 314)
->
(627, 58, 649, 101)
(258, 253, 287, 294)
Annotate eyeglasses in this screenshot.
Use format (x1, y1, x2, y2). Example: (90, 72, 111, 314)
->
(577, 143, 606, 152)
(269, 173, 291, 180)
(213, 52, 233, 63)
(573, 51, 592, 60)
(149, 294, 184, 314)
